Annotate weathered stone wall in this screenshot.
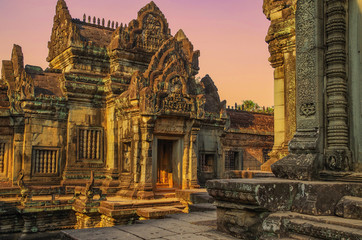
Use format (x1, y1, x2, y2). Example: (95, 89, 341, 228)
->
(197, 127, 224, 185)
(222, 110, 274, 175)
(62, 105, 107, 184)
(262, 0, 297, 171)
(22, 117, 67, 185)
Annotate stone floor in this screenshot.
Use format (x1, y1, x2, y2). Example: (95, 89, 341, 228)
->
(61, 208, 238, 240)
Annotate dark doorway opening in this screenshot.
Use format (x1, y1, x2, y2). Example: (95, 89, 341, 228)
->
(157, 140, 174, 188)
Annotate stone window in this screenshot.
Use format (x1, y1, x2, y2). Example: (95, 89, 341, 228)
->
(32, 147, 59, 175)
(225, 151, 239, 171)
(78, 127, 103, 162)
(200, 154, 215, 172)
(0, 142, 5, 173)
(122, 142, 131, 173)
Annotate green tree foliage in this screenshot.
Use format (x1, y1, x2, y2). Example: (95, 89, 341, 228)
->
(242, 100, 260, 111)
(237, 100, 274, 114)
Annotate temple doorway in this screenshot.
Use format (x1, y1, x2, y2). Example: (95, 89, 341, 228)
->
(157, 139, 174, 188)
(153, 137, 183, 190)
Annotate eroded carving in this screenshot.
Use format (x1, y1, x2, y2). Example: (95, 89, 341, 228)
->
(300, 102, 316, 117)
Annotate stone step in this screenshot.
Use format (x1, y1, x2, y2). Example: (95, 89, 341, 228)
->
(155, 187, 176, 192)
(154, 188, 176, 199)
(287, 218, 362, 240)
(263, 212, 362, 240)
(175, 189, 214, 204)
(188, 203, 216, 212)
(154, 192, 176, 199)
(100, 198, 181, 210)
(288, 233, 320, 240)
(136, 205, 186, 219)
(335, 196, 362, 220)
(0, 187, 20, 198)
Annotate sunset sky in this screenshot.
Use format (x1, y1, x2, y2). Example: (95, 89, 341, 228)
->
(0, 0, 274, 107)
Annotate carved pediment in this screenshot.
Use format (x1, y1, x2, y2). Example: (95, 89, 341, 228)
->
(0, 45, 35, 114)
(47, 0, 80, 62)
(115, 29, 206, 118)
(109, 1, 171, 53)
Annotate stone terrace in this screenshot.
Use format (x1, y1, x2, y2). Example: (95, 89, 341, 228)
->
(60, 209, 237, 240)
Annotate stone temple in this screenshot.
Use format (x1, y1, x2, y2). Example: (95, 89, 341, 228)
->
(0, 0, 274, 232)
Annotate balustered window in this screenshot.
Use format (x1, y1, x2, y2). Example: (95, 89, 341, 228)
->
(0, 142, 5, 173)
(32, 147, 59, 175)
(225, 151, 236, 171)
(77, 127, 103, 162)
(200, 154, 215, 173)
(225, 150, 242, 171)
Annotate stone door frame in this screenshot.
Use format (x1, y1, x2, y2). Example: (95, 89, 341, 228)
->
(152, 135, 183, 190)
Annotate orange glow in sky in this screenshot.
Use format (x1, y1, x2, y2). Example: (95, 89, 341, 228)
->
(0, 0, 274, 107)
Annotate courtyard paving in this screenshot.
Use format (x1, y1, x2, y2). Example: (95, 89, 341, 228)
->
(61, 208, 238, 240)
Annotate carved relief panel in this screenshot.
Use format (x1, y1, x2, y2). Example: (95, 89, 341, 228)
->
(122, 142, 131, 173)
(141, 14, 163, 52)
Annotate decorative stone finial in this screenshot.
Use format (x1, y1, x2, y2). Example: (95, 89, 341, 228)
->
(97, 18, 100, 25)
(107, 20, 110, 28)
(83, 14, 86, 22)
(116, 22, 118, 28)
(112, 21, 114, 28)
(93, 16, 96, 24)
(88, 16, 91, 23)
(175, 29, 187, 41)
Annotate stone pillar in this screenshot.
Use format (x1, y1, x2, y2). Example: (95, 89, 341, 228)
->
(349, 0, 362, 171)
(137, 116, 154, 199)
(105, 103, 117, 170)
(324, 0, 352, 171)
(261, 0, 297, 171)
(272, 0, 325, 180)
(182, 129, 190, 189)
(189, 127, 200, 189)
(132, 117, 140, 184)
(22, 117, 33, 182)
(12, 116, 24, 184)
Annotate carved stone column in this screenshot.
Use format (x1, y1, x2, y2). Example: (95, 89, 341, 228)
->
(324, 0, 352, 171)
(189, 127, 200, 189)
(137, 116, 155, 199)
(272, 0, 325, 180)
(182, 127, 191, 189)
(131, 117, 141, 184)
(12, 116, 24, 184)
(261, 0, 297, 171)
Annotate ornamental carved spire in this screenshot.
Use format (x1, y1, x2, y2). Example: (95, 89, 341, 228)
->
(109, 1, 171, 53)
(47, 0, 77, 62)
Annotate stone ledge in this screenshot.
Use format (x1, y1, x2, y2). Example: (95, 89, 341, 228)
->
(263, 212, 362, 239)
(206, 178, 362, 215)
(335, 196, 362, 220)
